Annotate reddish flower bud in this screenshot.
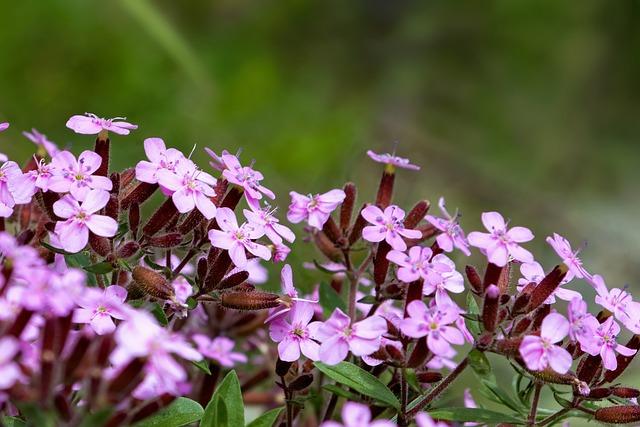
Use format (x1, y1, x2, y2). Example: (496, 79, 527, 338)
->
(605, 335, 640, 383)
(612, 387, 640, 399)
(322, 217, 343, 245)
(178, 210, 205, 235)
(465, 265, 483, 294)
(404, 200, 430, 229)
(219, 186, 244, 210)
(416, 371, 443, 383)
(89, 233, 111, 257)
(527, 264, 569, 310)
(289, 373, 314, 391)
(482, 284, 500, 333)
(483, 263, 504, 291)
(121, 182, 158, 209)
(119, 167, 136, 188)
(494, 338, 522, 357)
(128, 201, 140, 237)
(203, 251, 232, 293)
(94, 138, 110, 177)
(374, 241, 392, 285)
(586, 387, 612, 399)
(407, 337, 428, 368)
(132, 266, 175, 300)
(54, 392, 72, 422)
(217, 270, 250, 290)
(348, 204, 369, 246)
(197, 257, 208, 281)
(339, 182, 357, 232)
(220, 291, 281, 311)
(577, 354, 602, 384)
(146, 233, 183, 248)
(143, 198, 179, 237)
(313, 231, 342, 262)
(105, 193, 119, 221)
(375, 167, 395, 208)
(117, 241, 140, 259)
(595, 406, 640, 424)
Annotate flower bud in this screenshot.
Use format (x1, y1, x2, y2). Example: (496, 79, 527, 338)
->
(105, 193, 119, 221)
(143, 198, 179, 237)
(220, 187, 244, 210)
(275, 358, 294, 377)
(375, 166, 395, 208)
(527, 264, 569, 310)
(107, 357, 146, 401)
(17, 228, 35, 246)
(482, 285, 500, 332)
(178, 210, 205, 235)
(132, 266, 175, 300)
(54, 392, 72, 422)
(313, 231, 342, 262)
(339, 182, 357, 232)
(416, 371, 443, 384)
(220, 291, 280, 311)
(604, 335, 640, 383)
(121, 182, 158, 209)
(217, 271, 250, 290)
(483, 263, 504, 291)
(204, 252, 232, 292)
(374, 242, 392, 285)
(89, 233, 111, 257)
(119, 167, 136, 188)
(348, 204, 369, 246)
(322, 217, 343, 245)
(493, 338, 522, 357)
(128, 202, 140, 238)
(404, 200, 430, 229)
(117, 241, 140, 259)
(465, 265, 483, 294)
(595, 406, 640, 424)
(577, 354, 602, 384)
(612, 387, 640, 399)
(94, 137, 110, 177)
(407, 337, 428, 368)
(146, 233, 183, 248)
(289, 373, 314, 391)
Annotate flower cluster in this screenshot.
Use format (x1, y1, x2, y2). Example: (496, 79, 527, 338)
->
(0, 115, 637, 427)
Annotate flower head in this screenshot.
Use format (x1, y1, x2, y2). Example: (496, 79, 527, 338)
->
(546, 233, 590, 280)
(581, 317, 637, 371)
(23, 128, 59, 157)
(567, 297, 600, 350)
(367, 149, 419, 171)
(135, 137, 186, 185)
(321, 401, 395, 427)
(221, 154, 274, 209)
(287, 189, 345, 230)
(158, 159, 217, 219)
(66, 113, 137, 136)
(73, 285, 128, 335)
(193, 335, 247, 367)
(0, 337, 25, 390)
(0, 161, 29, 217)
(52, 189, 118, 253)
(0, 122, 8, 132)
(400, 300, 464, 356)
(517, 261, 580, 305)
(386, 246, 451, 286)
(245, 205, 295, 245)
(208, 207, 271, 268)
(362, 205, 421, 251)
(425, 197, 471, 255)
(310, 308, 387, 365)
(269, 301, 320, 362)
(519, 313, 573, 374)
(48, 150, 113, 200)
(467, 212, 534, 266)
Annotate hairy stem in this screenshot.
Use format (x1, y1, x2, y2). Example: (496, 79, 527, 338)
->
(407, 355, 469, 417)
(528, 382, 542, 426)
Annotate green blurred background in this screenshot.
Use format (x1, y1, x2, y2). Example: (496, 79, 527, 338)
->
(1, 0, 638, 421)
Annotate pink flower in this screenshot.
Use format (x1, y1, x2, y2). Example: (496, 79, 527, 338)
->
(415, 412, 447, 427)
(220, 154, 275, 209)
(567, 297, 600, 350)
(272, 243, 291, 263)
(73, 285, 128, 335)
(400, 300, 464, 356)
(517, 262, 581, 305)
(367, 149, 420, 171)
(310, 308, 387, 365)
(244, 206, 295, 245)
(0, 337, 25, 390)
(265, 264, 308, 323)
(135, 138, 186, 184)
(52, 189, 118, 253)
(423, 254, 465, 307)
(208, 207, 271, 268)
(425, 197, 471, 255)
(167, 276, 194, 317)
(0, 161, 28, 217)
(10, 158, 56, 201)
(269, 302, 320, 362)
(595, 281, 639, 332)
(519, 313, 573, 374)
(192, 335, 247, 367)
(386, 246, 451, 284)
(362, 205, 421, 251)
(23, 128, 59, 157)
(467, 212, 534, 267)
(66, 113, 137, 136)
(362, 338, 401, 367)
(321, 401, 396, 427)
(157, 159, 217, 219)
(546, 233, 590, 280)
(0, 122, 8, 132)
(287, 189, 346, 230)
(48, 150, 113, 201)
(204, 148, 233, 171)
(427, 346, 458, 371)
(581, 317, 637, 371)
(463, 389, 481, 426)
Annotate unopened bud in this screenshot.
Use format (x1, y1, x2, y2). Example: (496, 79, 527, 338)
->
(339, 182, 357, 232)
(374, 242, 392, 285)
(142, 198, 178, 237)
(404, 200, 429, 229)
(128, 202, 140, 237)
(417, 371, 443, 383)
(494, 338, 522, 357)
(527, 264, 569, 310)
(105, 194, 119, 220)
(289, 373, 314, 391)
(465, 265, 483, 294)
(577, 354, 602, 384)
(117, 241, 140, 259)
(407, 337, 428, 368)
(482, 285, 500, 332)
(595, 405, 640, 424)
(375, 167, 395, 208)
(483, 263, 503, 290)
(121, 182, 158, 209)
(322, 217, 343, 245)
(89, 234, 111, 257)
(147, 233, 183, 248)
(586, 387, 612, 399)
(276, 358, 293, 377)
(178, 210, 205, 235)
(612, 387, 640, 399)
(348, 204, 368, 246)
(94, 137, 110, 177)
(313, 231, 342, 262)
(132, 266, 174, 300)
(217, 271, 250, 290)
(220, 291, 280, 311)
(219, 187, 244, 210)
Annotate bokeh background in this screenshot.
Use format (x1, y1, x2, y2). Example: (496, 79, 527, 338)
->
(1, 1, 638, 423)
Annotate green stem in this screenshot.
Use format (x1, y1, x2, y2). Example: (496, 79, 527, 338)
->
(528, 382, 542, 426)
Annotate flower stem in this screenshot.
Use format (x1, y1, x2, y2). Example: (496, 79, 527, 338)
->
(528, 382, 542, 426)
(407, 355, 469, 418)
(539, 407, 571, 426)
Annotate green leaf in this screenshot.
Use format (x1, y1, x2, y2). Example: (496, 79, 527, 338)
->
(78, 408, 113, 427)
(192, 359, 211, 375)
(132, 397, 204, 427)
(427, 408, 523, 424)
(322, 384, 361, 401)
(202, 371, 244, 427)
(15, 403, 56, 427)
(314, 361, 400, 409)
(64, 251, 92, 268)
(357, 295, 377, 305)
(149, 302, 169, 326)
(468, 349, 492, 378)
(479, 379, 525, 413)
(246, 407, 284, 427)
(319, 282, 346, 317)
(1, 417, 26, 427)
(465, 292, 481, 337)
(84, 261, 114, 274)
(40, 241, 73, 255)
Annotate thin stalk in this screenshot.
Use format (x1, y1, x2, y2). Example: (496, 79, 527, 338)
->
(528, 382, 542, 426)
(347, 251, 374, 321)
(399, 368, 409, 426)
(539, 407, 571, 426)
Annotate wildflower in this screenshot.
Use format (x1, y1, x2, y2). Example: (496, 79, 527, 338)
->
(269, 302, 320, 362)
(208, 207, 271, 268)
(595, 281, 640, 332)
(265, 264, 308, 323)
(10, 157, 56, 200)
(52, 189, 118, 253)
(19, 267, 84, 316)
(567, 297, 600, 351)
(66, 112, 137, 135)
(546, 233, 590, 280)
(73, 285, 128, 335)
(221, 154, 275, 209)
(361, 205, 421, 251)
(167, 276, 193, 317)
(519, 313, 573, 374)
(400, 300, 464, 356)
(0, 337, 25, 390)
(192, 335, 247, 367)
(0, 122, 8, 132)
(367, 149, 420, 171)
(287, 189, 346, 230)
(517, 261, 581, 304)
(203, 147, 233, 171)
(23, 128, 59, 157)
(272, 243, 291, 263)
(135, 137, 186, 184)
(467, 211, 534, 267)
(48, 150, 113, 201)
(310, 308, 387, 365)
(581, 317, 637, 371)
(425, 197, 471, 255)
(422, 253, 465, 306)
(244, 205, 295, 245)
(362, 338, 402, 367)
(386, 246, 451, 285)
(415, 412, 448, 427)
(426, 346, 458, 371)
(321, 401, 396, 427)
(0, 161, 28, 217)
(157, 159, 217, 219)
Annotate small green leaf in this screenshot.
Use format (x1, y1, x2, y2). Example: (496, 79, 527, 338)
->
(465, 292, 481, 337)
(357, 295, 377, 305)
(319, 282, 346, 317)
(322, 384, 361, 401)
(314, 361, 400, 409)
(15, 403, 56, 427)
(192, 359, 211, 375)
(40, 241, 73, 255)
(427, 408, 523, 424)
(468, 349, 492, 378)
(64, 251, 92, 268)
(149, 302, 168, 326)
(84, 261, 114, 274)
(480, 379, 525, 413)
(132, 397, 204, 427)
(202, 371, 244, 427)
(78, 408, 113, 427)
(1, 416, 26, 427)
(246, 407, 284, 427)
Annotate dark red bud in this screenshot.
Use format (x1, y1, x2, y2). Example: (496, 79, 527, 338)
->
(587, 387, 612, 399)
(105, 194, 119, 221)
(483, 263, 504, 291)
(374, 242, 392, 285)
(403, 200, 430, 229)
(219, 186, 244, 209)
(220, 291, 280, 311)
(276, 358, 294, 377)
(217, 270, 250, 290)
(178, 210, 205, 235)
(94, 138, 110, 177)
(117, 241, 140, 258)
(348, 204, 369, 246)
(121, 182, 158, 209)
(142, 198, 179, 237)
(527, 265, 569, 310)
(595, 406, 640, 424)
(407, 337, 428, 368)
(147, 233, 183, 248)
(128, 201, 140, 238)
(339, 182, 357, 232)
(132, 266, 175, 300)
(577, 354, 602, 384)
(612, 387, 640, 399)
(197, 257, 208, 281)
(204, 251, 232, 292)
(119, 168, 136, 188)
(416, 371, 443, 383)
(314, 231, 342, 262)
(375, 167, 395, 208)
(482, 285, 500, 332)
(322, 217, 343, 245)
(465, 265, 483, 294)
(89, 234, 112, 257)
(289, 373, 314, 391)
